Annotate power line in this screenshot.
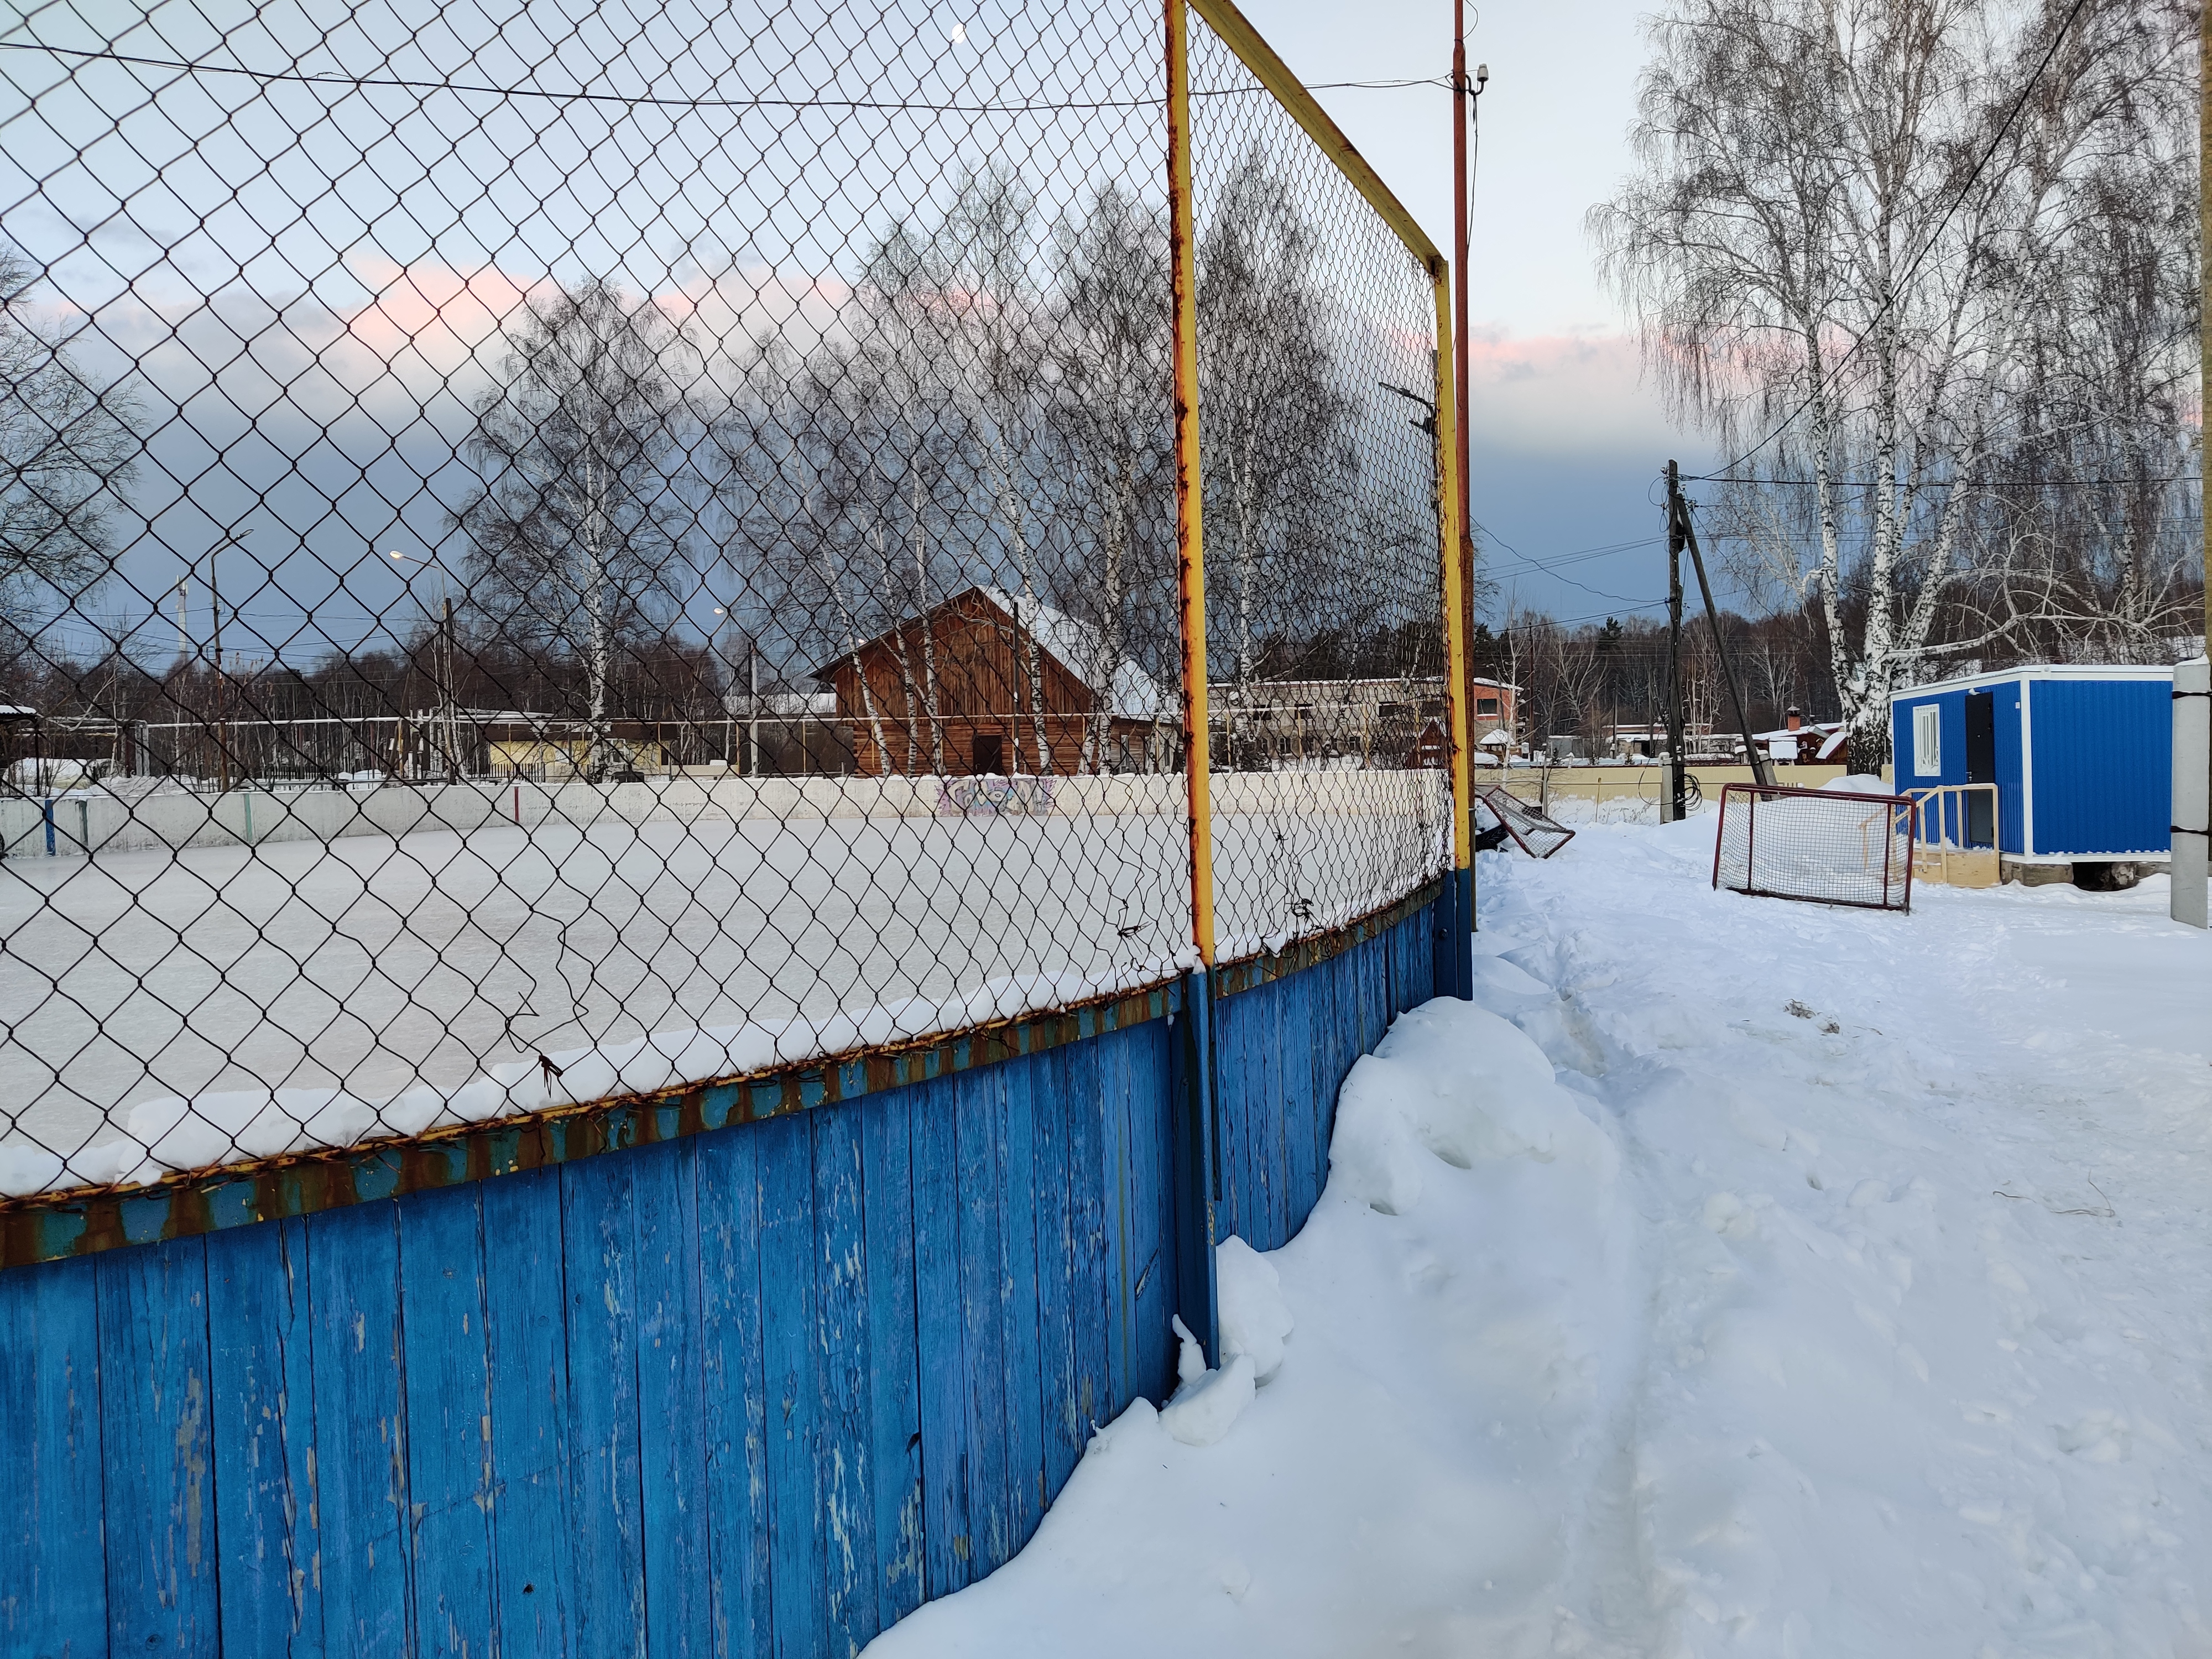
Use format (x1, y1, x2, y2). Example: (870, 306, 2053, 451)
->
(0, 40, 1445, 109)
(1707, 0, 2093, 478)
(1685, 471, 2198, 490)
(1472, 517, 1663, 606)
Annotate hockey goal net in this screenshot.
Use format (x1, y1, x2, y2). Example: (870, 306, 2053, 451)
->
(1712, 784, 1918, 911)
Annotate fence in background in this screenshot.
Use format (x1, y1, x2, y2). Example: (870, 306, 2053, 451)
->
(0, 0, 1473, 1652)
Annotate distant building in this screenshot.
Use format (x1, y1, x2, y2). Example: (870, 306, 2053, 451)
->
(1211, 676, 1443, 769)
(814, 586, 1168, 777)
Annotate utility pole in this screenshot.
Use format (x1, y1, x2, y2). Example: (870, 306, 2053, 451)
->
(202, 530, 253, 794)
(441, 595, 460, 784)
(1664, 462, 1687, 820)
(1668, 463, 1773, 789)
(1451, 11, 1485, 756)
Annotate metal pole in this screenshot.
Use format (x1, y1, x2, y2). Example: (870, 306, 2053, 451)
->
(1431, 283, 1475, 998)
(1165, 0, 1222, 1369)
(441, 594, 458, 784)
(1452, 8, 1474, 742)
(1166, 0, 1215, 970)
(1665, 462, 1687, 819)
(748, 646, 759, 777)
(209, 546, 228, 795)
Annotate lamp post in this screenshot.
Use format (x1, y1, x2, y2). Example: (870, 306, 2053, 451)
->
(200, 529, 253, 794)
(388, 549, 460, 784)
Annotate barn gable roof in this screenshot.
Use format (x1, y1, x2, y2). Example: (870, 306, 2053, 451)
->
(817, 585, 1164, 720)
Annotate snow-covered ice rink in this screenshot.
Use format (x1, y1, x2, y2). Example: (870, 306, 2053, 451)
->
(0, 789, 1443, 1193)
(867, 811, 2212, 1656)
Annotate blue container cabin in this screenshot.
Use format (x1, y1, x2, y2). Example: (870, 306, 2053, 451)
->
(1888, 665, 2173, 870)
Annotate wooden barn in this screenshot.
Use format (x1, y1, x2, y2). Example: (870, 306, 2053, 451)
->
(815, 586, 1168, 776)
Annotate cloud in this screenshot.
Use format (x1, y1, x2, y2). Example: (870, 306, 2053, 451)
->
(1463, 328, 1686, 457)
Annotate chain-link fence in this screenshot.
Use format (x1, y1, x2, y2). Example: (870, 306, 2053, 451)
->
(0, 0, 1462, 1201)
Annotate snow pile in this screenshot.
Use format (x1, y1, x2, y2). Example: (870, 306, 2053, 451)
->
(864, 816, 2212, 1655)
(869, 992, 1639, 1656)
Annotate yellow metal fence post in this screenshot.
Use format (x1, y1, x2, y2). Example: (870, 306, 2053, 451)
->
(1165, 0, 1222, 1365)
(1167, 0, 1214, 971)
(1430, 265, 1476, 995)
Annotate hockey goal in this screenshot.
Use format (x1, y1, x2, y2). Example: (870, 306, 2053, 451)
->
(1712, 783, 1917, 912)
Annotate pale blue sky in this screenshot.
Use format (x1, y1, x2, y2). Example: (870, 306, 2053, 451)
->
(1243, 0, 1724, 627)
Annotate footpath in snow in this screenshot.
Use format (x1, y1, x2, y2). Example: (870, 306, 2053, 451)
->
(865, 814, 2212, 1657)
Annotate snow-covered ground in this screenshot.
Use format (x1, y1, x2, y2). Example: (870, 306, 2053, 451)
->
(868, 813, 2212, 1656)
(0, 796, 1442, 1192)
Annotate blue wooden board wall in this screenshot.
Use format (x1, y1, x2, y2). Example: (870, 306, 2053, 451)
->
(1, 900, 1435, 1658)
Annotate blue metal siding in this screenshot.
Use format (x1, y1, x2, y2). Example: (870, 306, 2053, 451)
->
(1894, 683, 2028, 854)
(2027, 679, 2172, 855)
(0, 896, 1441, 1659)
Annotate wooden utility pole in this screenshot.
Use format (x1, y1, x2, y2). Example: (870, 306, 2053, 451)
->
(1665, 462, 1687, 820)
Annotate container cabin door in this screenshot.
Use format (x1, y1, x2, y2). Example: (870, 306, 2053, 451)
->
(1964, 691, 1996, 844)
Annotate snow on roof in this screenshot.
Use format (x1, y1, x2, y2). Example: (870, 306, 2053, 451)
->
(1886, 662, 2174, 702)
(815, 585, 1164, 719)
(971, 587, 1164, 720)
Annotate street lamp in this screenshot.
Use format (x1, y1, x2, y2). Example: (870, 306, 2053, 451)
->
(388, 549, 461, 784)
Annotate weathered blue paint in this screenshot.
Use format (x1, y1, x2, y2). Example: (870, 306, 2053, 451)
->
(0, 894, 1438, 1659)
(1890, 665, 2173, 860)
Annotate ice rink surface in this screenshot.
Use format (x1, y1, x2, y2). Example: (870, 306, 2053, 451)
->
(1, 778, 1447, 1192)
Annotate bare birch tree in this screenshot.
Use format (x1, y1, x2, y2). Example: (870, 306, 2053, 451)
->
(455, 280, 695, 778)
(1593, 0, 2197, 764)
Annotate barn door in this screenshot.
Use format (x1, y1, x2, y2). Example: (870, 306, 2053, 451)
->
(1963, 691, 1996, 846)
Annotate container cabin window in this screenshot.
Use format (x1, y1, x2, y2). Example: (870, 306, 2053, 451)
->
(1912, 705, 1941, 776)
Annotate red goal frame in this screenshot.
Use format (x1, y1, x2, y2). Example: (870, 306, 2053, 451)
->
(1710, 782, 1919, 912)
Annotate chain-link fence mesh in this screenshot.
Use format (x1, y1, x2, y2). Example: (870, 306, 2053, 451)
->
(0, 0, 1454, 1201)
(1185, 11, 1449, 959)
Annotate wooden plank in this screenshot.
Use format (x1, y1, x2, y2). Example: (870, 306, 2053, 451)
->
(954, 1066, 1010, 1574)
(909, 1072, 970, 1599)
(0, 1256, 106, 1655)
(755, 1110, 821, 1659)
(697, 1121, 771, 1659)
(206, 1216, 322, 1657)
(1030, 1045, 1082, 1503)
(997, 1057, 1046, 1553)
(1065, 1025, 1113, 1444)
(481, 1165, 575, 1656)
(1102, 1034, 1134, 1415)
(812, 1100, 879, 1655)
(1280, 972, 1321, 1243)
(398, 1182, 494, 1659)
(859, 1083, 926, 1634)
(97, 1236, 217, 1656)
(560, 1149, 646, 1655)
(634, 1136, 711, 1659)
(307, 1202, 413, 1653)
(1131, 1020, 1178, 1398)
